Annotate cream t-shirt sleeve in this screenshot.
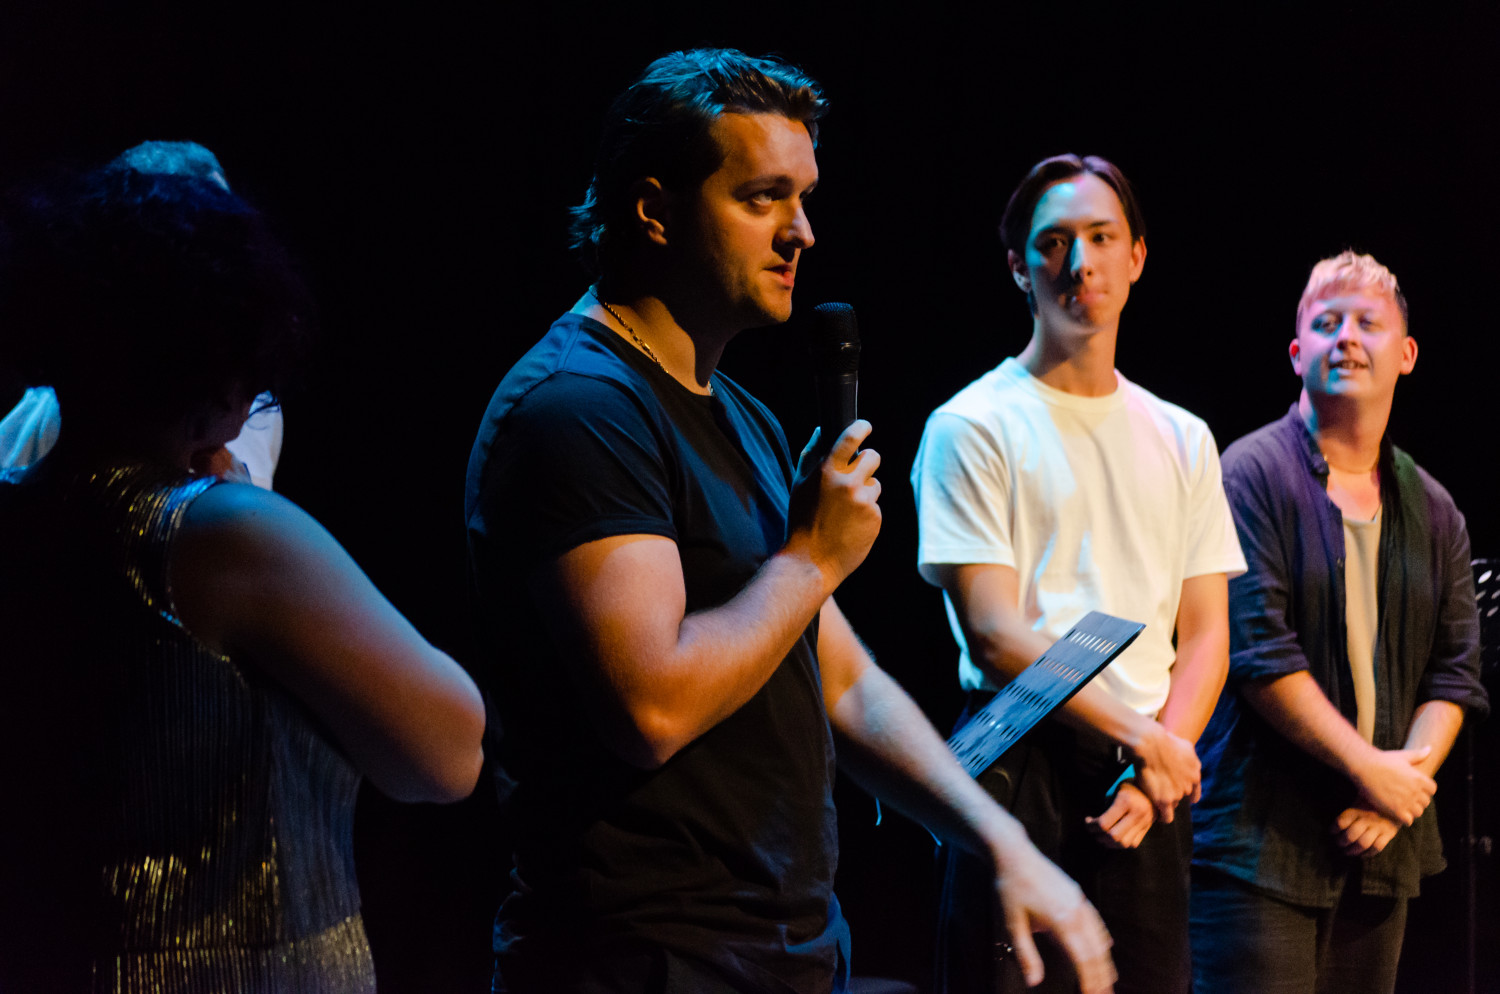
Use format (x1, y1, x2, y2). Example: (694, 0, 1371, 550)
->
(1184, 423, 1248, 579)
(912, 410, 1015, 585)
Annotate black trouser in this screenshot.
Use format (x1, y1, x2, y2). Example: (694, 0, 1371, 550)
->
(936, 712, 1191, 994)
(1189, 866, 1408, 994)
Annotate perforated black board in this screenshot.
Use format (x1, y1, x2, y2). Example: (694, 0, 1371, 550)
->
(947, 611, 1145, 778)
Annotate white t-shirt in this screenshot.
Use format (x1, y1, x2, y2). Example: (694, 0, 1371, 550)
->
(0, 386, 283, 490)
(911, 357, 1246, 716)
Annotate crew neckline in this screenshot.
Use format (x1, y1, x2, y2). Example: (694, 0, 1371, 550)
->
(999, 356, 1126, 412)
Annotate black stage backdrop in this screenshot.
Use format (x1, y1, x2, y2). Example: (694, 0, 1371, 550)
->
(3, 3, 1497, 990)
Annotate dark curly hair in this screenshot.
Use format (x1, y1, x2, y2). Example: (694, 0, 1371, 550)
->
(570, 47, 826, 278)
(0, 162, 311, 427)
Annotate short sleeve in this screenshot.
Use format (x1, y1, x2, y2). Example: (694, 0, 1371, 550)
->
(911, 410, 1015, 584)
(471, 372, 676, 571)
(1184, 424, 1248, 579)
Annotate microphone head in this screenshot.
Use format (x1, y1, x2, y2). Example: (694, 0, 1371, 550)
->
(810, 301, 860, 373)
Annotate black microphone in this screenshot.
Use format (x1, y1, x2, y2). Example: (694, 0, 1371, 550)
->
(809, 302, 860, 461)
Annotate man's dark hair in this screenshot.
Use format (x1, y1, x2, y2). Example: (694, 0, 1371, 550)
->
(570, 47, 827, 278)
(0, 162, 311, 427)
(999, 154, 1147, 256)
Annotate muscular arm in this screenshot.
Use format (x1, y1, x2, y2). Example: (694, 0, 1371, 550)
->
(819, 599, 1115, 994)
(537, 423, 882, 769)
(928, 562, 1201, 821)
(1240, 672, 1437, 825)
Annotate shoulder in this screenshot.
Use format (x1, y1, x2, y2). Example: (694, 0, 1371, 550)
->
(918, 362, 1028, 450)
(177, 481, 324, 557)
(486, 315, 660, 423)
(1221, 416, 1299, 482)
(469, 315, 671, 487)
(932, 359, 1034, 421)
(1119, 376, 1218, 448)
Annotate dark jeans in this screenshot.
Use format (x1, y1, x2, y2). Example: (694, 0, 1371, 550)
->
(1189, 865, 1408, 994)
(935, 718, 1192, 994)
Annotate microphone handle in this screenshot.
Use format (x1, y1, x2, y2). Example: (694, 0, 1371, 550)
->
(814, 371, 858, 461)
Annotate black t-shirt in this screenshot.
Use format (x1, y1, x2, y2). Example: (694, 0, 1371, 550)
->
(465, 313, 848, 991)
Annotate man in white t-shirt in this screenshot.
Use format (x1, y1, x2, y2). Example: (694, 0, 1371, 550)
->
(912, 153, 1245, 994)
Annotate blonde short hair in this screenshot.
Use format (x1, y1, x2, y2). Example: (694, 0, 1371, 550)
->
(1296, 250, 1408, 331)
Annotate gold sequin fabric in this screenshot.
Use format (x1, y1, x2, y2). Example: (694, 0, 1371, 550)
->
(0, 464, 375, 993)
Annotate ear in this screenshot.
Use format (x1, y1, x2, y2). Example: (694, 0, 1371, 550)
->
(1007, 249, 1031, 294)
(1288, 337, 1302, 376)
(1128, 237, 1147, 283)
(632, 177, 671, 247)
(1399, 334, 1418, 375)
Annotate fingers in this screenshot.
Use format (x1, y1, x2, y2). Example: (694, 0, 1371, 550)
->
(1332, 807, 1397, 857)
(1086, 789, 1152, 849)
(843, 445, 883, 484)
(1005, 914, 1046, 988)
(828, 419, 872, 466)
(1405, 745, 1433, 765)
(795, 427, 822, 477)
(1054, 900, 1116, 994)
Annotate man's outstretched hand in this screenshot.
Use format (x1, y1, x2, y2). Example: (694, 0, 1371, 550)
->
(994, 837, 1116, 993)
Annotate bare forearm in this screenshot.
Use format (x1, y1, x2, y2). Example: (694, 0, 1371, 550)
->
(671, 548, 833, 707)
(590, 546, 835, 767)
(1404, 700, 1465, 775)
(939, 563, 1196, 818)
(830, 661, 1029, 861)
(1159, 573, 1230, 744)
(1242, 670, 1437, 824)
(1240, 671, 1373, 779)
(1157, 634, 1228, 745)
(970, 628, 1161, 759)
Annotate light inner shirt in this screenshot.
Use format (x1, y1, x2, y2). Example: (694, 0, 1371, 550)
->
(1343, 506, 1382, 742)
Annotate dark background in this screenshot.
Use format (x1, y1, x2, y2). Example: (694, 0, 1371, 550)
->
(3, 2, 1497, 990)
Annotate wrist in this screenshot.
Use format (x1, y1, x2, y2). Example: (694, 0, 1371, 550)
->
(1122, 712, 1163, 763)
(979, 810, 1036, 873)
(770, 541, 839, 602)
(1342, 739, 1385, 787)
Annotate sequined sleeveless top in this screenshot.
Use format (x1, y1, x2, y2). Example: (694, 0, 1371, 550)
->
(0, 464, 375, 993)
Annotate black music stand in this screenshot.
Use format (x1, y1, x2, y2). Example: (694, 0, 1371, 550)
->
(947, 611, 1144, 777)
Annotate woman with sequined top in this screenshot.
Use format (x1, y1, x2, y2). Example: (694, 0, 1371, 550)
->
(0, 158, 485, 993)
